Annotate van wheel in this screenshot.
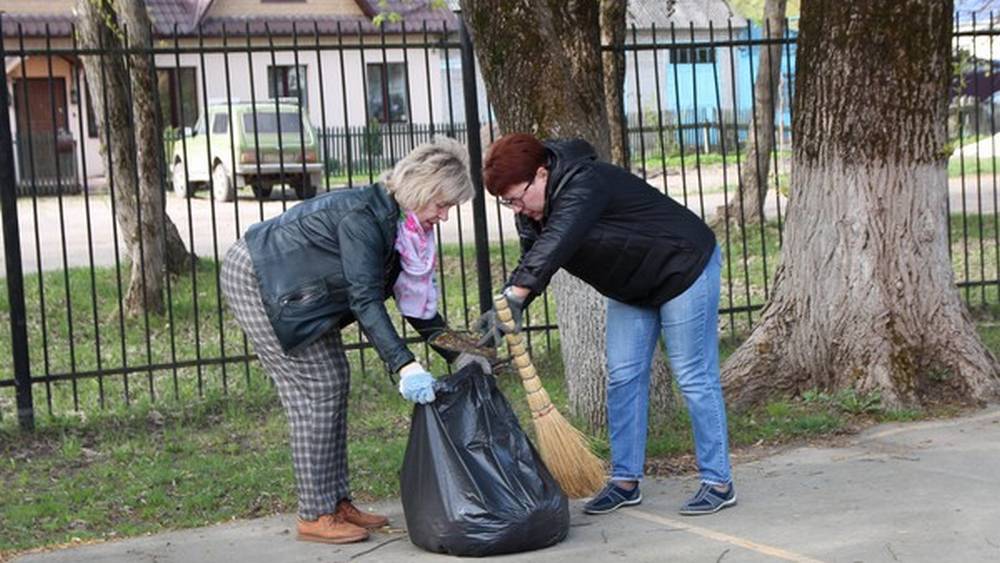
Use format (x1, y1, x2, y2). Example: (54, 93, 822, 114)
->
(172, 162, 192, 198)
(293, 176, 316, 200)
(251, 183, 273, 200)
(212, 164, 235, 202)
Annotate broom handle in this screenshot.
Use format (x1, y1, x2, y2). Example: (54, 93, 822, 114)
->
(494, 295, 555, 417)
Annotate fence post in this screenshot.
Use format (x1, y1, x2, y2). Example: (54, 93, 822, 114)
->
(457, 11, 493, 313)
(0, 16, 35, 431)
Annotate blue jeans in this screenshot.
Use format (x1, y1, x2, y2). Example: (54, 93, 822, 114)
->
(605, 245, 731, 486)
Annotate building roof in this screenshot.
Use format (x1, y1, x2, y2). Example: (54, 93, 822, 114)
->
(197, 0, 456, 37)
(627, 0, 737, 29)
(1, 0, 457, 38)
(1, 13, 75, 38)
(148, 0, 208, 33)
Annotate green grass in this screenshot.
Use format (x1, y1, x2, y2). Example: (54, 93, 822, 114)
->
(324, 171, 379, 188)
(1, 211, 996, 419)
(637, 152, 728, 171)
(0, 239, 548, 422)
(634, 150, 792, 174)
(636, 148, 1000, 181)
(948, 154, 1000, 178)
(1, 212, 996, 419)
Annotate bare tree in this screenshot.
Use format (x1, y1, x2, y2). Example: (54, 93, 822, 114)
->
(76, 0, 195, 316)
(721, 0, 998, 407)
(712, 0, 787, 229)
(461, 0, 677, 429)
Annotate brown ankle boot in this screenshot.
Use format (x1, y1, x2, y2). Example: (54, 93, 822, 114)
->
(335, 499, 390, 530)
(297, 513, 369, 544)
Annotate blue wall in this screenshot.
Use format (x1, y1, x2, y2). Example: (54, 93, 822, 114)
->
(660, 22, 796, 151)
(662, 22, 797, 149)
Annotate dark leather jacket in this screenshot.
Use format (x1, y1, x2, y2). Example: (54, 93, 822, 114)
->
(243, 184, 448, 372)
(509, 139, 717, 307)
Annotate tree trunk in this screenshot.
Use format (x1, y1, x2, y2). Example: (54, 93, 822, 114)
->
(116, 0, 196, 277)
(77, 0, 195, 316)
(115, 0, 167, 315)
(721, 0, 999, 408)
(164, 219, 196, 273)
(600, 0, 628, 168)
(77, 0, 156, 314)
(712, 0, 786, 230)
(461, 1, 676, 430)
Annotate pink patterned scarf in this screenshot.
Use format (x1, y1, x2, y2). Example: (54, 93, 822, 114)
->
(393, 211, 438, 319)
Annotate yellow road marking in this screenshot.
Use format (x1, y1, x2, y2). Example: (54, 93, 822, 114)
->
(624, 509, 826, 563)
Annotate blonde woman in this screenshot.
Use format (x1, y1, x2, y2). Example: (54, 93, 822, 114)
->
(220, 137, 474, 544)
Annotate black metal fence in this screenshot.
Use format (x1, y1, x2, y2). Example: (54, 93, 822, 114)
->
(318, 122, 470, 179)
(1, 14, 998, 430)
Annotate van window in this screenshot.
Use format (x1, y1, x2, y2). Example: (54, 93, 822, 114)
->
(242, 112, 302, 134)
(212, 113, 228, 134)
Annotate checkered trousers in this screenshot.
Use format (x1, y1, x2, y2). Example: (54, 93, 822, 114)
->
(220, 238, 351, 520)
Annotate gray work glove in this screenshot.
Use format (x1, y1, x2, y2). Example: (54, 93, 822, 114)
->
(476, 287, 525, 348)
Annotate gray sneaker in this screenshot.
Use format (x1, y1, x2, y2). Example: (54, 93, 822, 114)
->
(679, 483, 737, 515)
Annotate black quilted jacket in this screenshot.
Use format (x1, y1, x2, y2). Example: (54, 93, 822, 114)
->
(509, 139, 716, 307)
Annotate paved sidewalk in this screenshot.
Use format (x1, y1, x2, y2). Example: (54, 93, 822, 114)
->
(15, 406, 1000, 562)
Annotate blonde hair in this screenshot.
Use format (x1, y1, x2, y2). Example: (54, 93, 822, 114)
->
(382, 136, 474, 210)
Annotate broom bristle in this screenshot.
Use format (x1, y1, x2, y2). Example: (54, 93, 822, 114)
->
(493, 294, 606, 499)
(532, 408, 606, 498)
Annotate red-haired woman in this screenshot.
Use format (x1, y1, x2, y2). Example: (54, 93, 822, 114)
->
(479, 133, 735, 516)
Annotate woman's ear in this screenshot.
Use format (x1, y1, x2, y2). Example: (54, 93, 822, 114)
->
(536, 166, 548, 183)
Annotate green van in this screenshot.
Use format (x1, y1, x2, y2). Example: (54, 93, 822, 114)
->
(170, 100, 323, 201)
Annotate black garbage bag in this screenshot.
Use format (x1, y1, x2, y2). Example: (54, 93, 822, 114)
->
(400, 364, 570, 557)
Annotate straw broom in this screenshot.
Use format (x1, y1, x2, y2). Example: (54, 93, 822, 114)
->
(494, 295, 606, 498)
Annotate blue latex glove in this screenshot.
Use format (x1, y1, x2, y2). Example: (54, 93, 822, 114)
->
(398, 362, 436, 404)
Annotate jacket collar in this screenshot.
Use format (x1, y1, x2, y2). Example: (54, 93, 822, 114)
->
(541, 139, 598, 221)
(370, 182, 401, 222)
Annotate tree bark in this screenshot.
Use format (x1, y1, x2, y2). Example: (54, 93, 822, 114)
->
(600, 0, 628, 168)
(115, 0, 167, 315)
(77, 0, 195, 316)
(115, 0, 196, 277)
(712, 0, 786, 230)
(462, 0, 676, 429)
(721, 0, 999, 408)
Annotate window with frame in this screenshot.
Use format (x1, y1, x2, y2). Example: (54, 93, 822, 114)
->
(366, 63, 409, 123)
(268, 65, 308, 108)
(669, 47, 716, 64)
(156, 67, 198, 129)
(212, 113, 229, 134)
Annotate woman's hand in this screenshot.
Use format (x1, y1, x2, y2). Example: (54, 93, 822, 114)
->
(398, 362, 436, 404)
(476, 286, 527, 347)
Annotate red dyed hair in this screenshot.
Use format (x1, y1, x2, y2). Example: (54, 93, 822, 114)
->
(482, 133, 547, 196)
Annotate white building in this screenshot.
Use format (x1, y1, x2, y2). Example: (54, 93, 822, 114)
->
(2, 0, 460, 190)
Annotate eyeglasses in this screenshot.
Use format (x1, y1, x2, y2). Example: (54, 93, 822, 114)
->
(499, 176, 533, 208)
